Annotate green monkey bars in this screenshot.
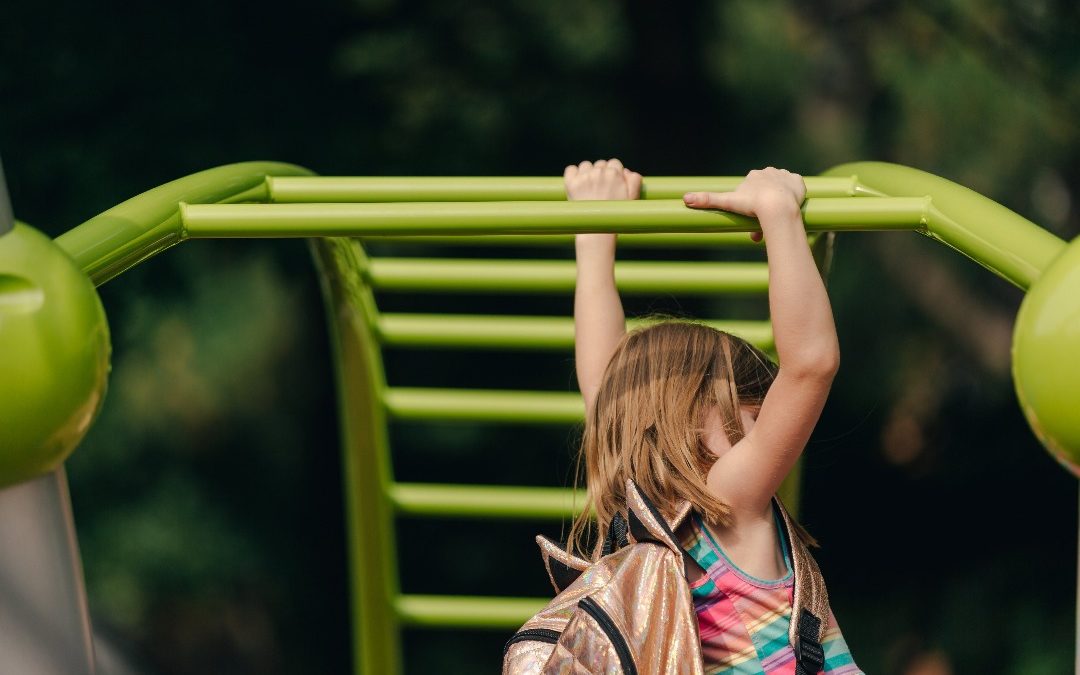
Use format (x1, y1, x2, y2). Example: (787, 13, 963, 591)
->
(1, 160, 1078, 675)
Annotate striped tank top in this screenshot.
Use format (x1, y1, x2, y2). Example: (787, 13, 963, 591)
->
(679, 506, 863, 674)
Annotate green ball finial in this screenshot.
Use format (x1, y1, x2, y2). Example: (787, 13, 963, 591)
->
(1013, 234, 1080, 477)
(0, 217, 111, 488)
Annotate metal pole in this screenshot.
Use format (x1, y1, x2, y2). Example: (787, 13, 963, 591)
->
(0, 467, 96, 674)
(0, 157, 14, 237)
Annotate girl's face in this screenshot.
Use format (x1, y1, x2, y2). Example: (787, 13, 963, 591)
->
(702, 404, 759, 458)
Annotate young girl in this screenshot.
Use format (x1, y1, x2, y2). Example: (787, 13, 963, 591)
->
(565, 159, 862, 674)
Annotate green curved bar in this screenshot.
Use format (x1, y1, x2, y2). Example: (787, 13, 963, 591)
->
(309, 237, 401, 674)
(267, 175, 868, 202)
(55, 161, 314, 286)
(822, 162, 1065, 290)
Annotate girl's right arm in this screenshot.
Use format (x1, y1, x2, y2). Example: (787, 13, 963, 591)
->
(567, 159, 642, 416)
(685, 168, 841, 517)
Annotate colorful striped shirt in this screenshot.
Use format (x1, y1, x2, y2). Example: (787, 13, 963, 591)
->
(679, 507, 863, 674)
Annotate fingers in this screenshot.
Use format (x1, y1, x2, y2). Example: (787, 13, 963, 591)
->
(624, 169, 642, 199)
(564, 164, 578, 180)
(683, 191, 738, 210)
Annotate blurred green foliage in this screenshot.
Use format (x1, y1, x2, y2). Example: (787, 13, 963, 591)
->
(2, 0, 1079, 673)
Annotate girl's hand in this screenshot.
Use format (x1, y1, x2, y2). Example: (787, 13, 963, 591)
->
(683, 167, 805, 242)
(564, 159, 642, 202)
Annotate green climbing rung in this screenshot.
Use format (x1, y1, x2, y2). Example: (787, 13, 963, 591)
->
(366, 258, 769, 294)
(389, 483, 580, 519)
(375, 315, 774, 351)
(383, 388, 583, 423)
(266, 175, 869, 203)
(395, 595, 548, 629)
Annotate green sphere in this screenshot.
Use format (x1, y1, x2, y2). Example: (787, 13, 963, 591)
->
(1013, 234, 1080, 477)
(0, 223, 110, 487)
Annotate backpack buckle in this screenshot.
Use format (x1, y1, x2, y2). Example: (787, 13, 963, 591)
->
(793, 634, 825, 670)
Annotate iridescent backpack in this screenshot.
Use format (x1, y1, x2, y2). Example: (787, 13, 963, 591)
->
(502, 479, 832, 674)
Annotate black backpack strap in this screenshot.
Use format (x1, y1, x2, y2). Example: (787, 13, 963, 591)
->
(601, 511, 630, 556)
(793, 609, 825, 675)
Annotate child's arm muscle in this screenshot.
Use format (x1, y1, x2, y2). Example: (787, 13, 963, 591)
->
(686, 169, 840, 515)
(568, 160, 641, 415)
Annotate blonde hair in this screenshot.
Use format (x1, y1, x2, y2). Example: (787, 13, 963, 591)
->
(568, 318, 778, 560)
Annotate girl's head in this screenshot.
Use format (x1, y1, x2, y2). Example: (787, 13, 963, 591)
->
(569, 319, 778, 559)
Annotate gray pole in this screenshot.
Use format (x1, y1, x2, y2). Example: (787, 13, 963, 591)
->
(0, 468, 97, 674)
(0, 157, 14, 236)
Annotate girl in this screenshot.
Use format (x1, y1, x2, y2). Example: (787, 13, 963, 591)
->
(565, 159, 862, 674)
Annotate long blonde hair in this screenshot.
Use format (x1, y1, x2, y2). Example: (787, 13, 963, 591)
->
(568, 319, 778, 560)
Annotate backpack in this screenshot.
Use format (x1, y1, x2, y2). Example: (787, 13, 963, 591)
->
(502, 479, 832, 674)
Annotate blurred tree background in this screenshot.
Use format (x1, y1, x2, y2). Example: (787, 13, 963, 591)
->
(3, 0, 1080, 673)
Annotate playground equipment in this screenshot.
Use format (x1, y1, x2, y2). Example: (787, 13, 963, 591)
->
(0, 159, 1077, 674)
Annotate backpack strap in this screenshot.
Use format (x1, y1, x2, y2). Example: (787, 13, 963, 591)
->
(535, 535, 591, 594)
(623, 479, 704, 582)
(624, 479, 684, 555)
(774, 496, 831, 673)
(601, 511, 630, 556)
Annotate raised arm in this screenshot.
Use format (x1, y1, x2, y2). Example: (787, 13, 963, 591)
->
(685, 168, 840, 515)
(567, 159, 642, 416)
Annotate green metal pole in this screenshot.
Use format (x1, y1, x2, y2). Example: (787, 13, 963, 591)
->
(0, 158, 13, 237)
(179, 197, 930, 238)
(266, 175, 873, 202)
(55, 161, 314, 286)
(822, 162, 1064, 290)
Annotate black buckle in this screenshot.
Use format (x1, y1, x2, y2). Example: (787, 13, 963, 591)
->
(794, 635, 825, 671)
(793, 609, 825, 674)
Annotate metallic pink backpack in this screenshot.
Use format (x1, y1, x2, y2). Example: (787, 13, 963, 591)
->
(502, 480, 832, 674)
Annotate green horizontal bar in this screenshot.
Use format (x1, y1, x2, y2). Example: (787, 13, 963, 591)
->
(359, 232, 768, 247)
(395, 595, 548, 629)
(267, 175, 865, 202)
(383, 388, 583, 423)
(180, 197, 928, 238)
(389, 483, 580, 519)
(368, 258, 769, 294)
(377, 314, 773, 351)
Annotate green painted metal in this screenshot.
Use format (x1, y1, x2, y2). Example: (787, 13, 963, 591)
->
(367, 258, 770, 294)
(308, 237, 401, 674)
(390, 483, 580, 519)
(395, 595, 547, 629)
(54, 161, 313, 285)
(179, 197, 930, 238)
(266, 175, 870, 202)
(376, 315, 773, 351)
(1013, 234, 1080, 475)
(18, 160, 1074, 674)
(0, 223, 110, 488)
(354, 232, 770, 247)
(822, 162, 1065, 290)
(384, 387, 584, 424)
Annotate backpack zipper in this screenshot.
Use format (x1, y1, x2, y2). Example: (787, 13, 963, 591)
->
(502, 628, 560, 656)
(578, 596, 637, 675)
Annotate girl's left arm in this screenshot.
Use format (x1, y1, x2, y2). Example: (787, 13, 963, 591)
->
(685, 169, 840, 515)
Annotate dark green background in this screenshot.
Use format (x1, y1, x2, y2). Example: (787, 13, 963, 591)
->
(3, 0, 1079, 673)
